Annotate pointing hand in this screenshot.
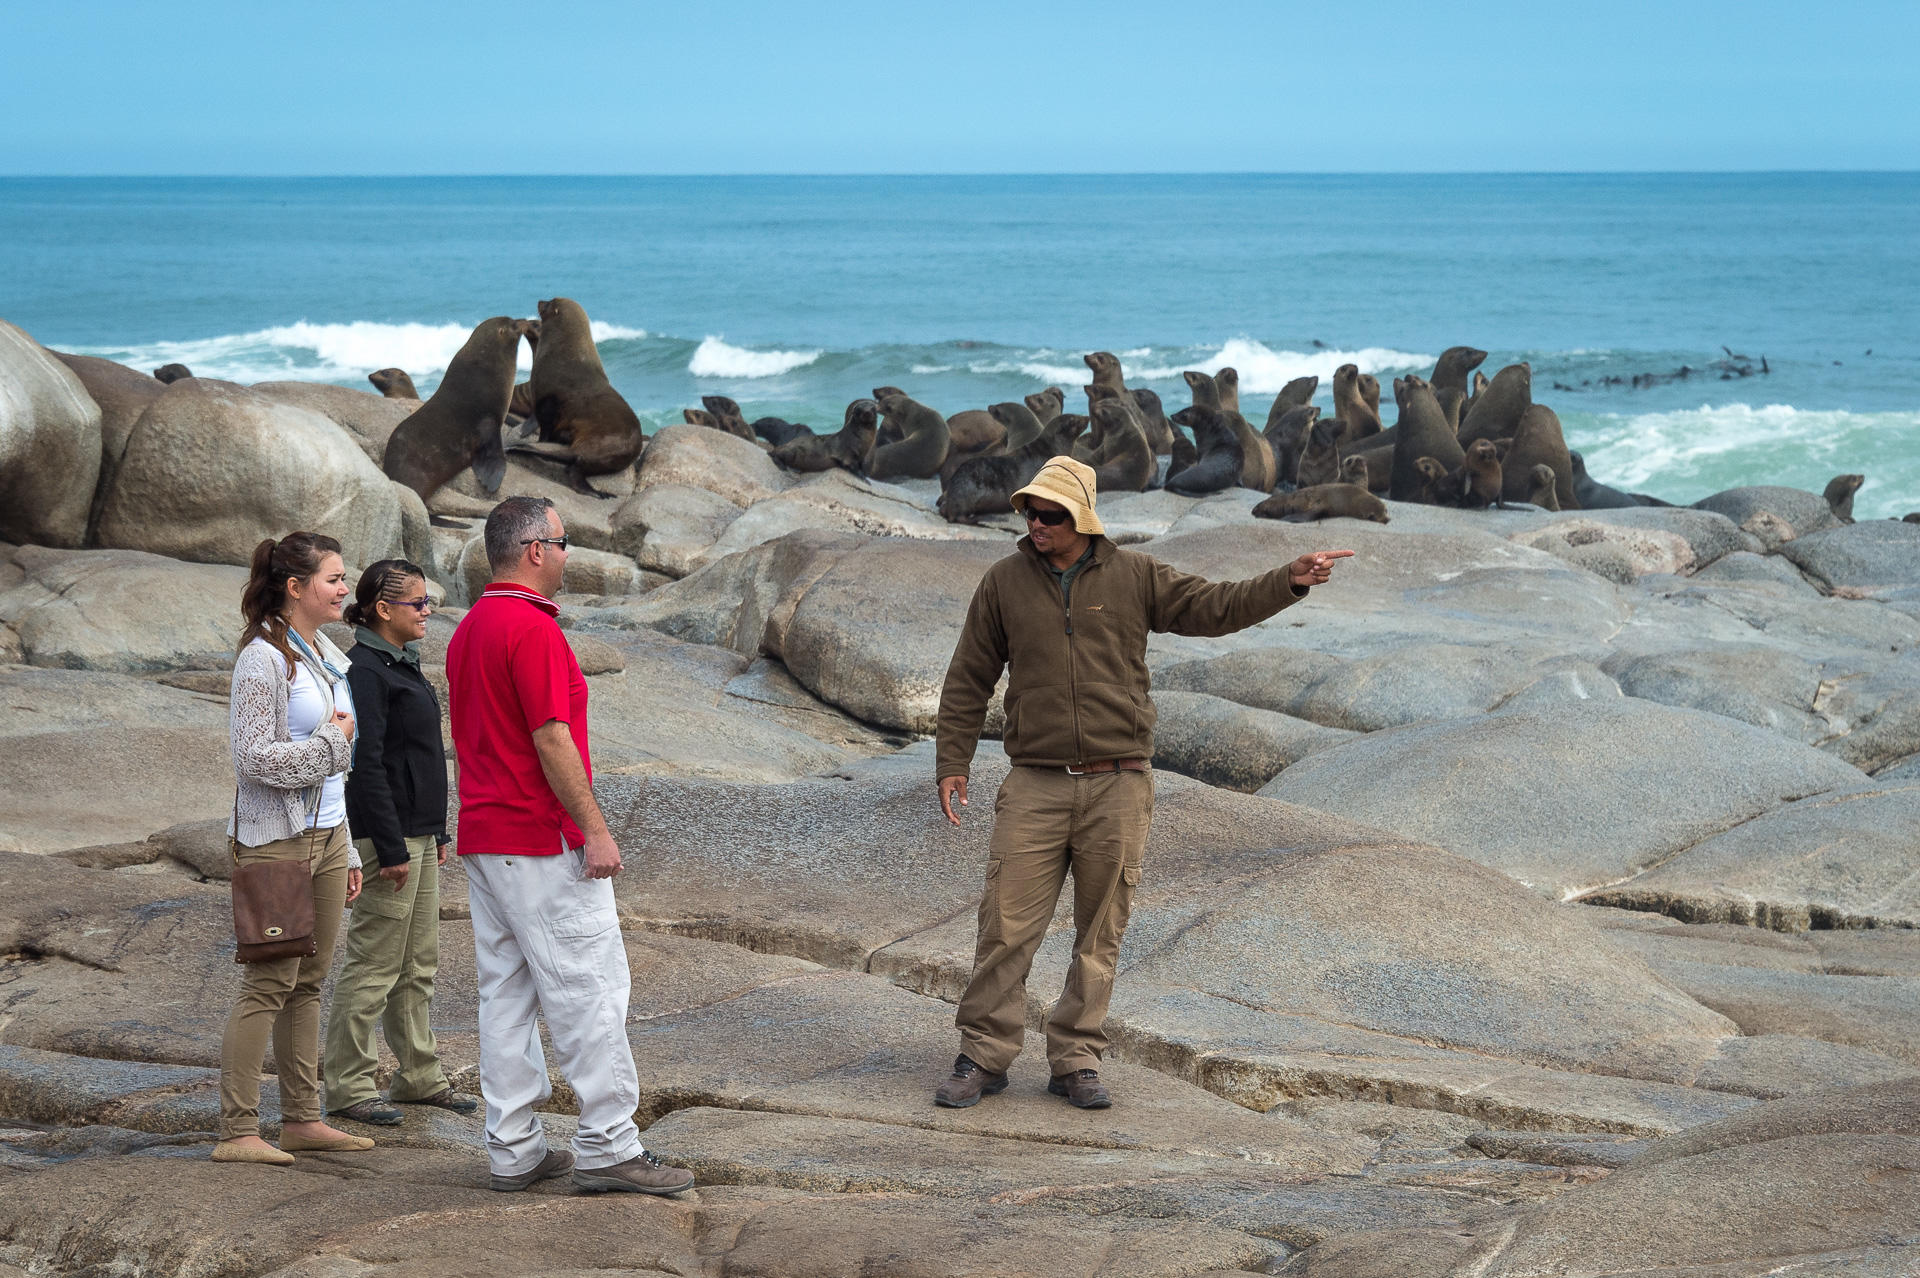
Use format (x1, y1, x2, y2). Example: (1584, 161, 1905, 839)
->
(1289, 549, 1354, 588)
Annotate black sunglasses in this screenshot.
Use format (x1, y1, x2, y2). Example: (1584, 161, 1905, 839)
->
(1022, 506, 1073, 526)
(520, 536, 569, 552)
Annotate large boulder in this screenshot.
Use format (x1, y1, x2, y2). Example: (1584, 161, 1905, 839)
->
(1258, 698, 1868, 898)
(692, 470, 1004, 570)
(1510, 518, 1695, 583)
(1149, 689, 1357, 790)
(633, 422, 786, 507)
(0, 545, 244, 672)
(47, 352, 162, 536)
(1777, 518, 1920, 597)
(251, 379, 415, 465)
(1692, 484, 1843, 546)
(1584, 782, 1920, 928)
(0, 320, 102, 548)
(94, 378, 404, 569)
(610, 480, 744, 577)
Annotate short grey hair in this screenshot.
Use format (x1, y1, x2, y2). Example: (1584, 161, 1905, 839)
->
(484, 496, 558, 572)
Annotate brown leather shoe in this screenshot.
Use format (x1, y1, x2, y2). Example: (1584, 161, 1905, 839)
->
(1048, 1069, 1112, 1109)
(571, 1149, 695, 1195)
(490, 1147, 574, 1192)
(400, 1088, 479, 1115)
(934, 1054, 1009, 1108)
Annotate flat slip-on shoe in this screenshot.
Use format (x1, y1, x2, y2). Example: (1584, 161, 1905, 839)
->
(279, 1133, 376, 1152)
(211, 1140, 295, 1166)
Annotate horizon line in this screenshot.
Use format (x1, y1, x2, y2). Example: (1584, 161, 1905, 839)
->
(3, 168, 1918, 180)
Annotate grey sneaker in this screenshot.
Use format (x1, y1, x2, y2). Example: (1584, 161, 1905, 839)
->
(330, 1097, 405, 1126)
(571, 1149, 695, 1196)
(490, 1147, 575, 1192)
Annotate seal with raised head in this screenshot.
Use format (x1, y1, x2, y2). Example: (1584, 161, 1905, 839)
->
(1389, 375, 1465, 501)
(1295, 414, 1346, 489)
(1435, 386, 1466, 434)
(1087, 397, 1155, 493)
(1129, 386, 1181, 461)
(1825, 473, 1865, 523)
(1501, 404, 1578, 509)
(866, 387, 951, 481)
(937, 412, 1086, 524)
(382, 315, 529, 501)
(1025, 386, 1065, 425)
(1525, 464, 1561, 511)
(1343, 437, 1395, 493)
(1252, 474, 1389, 524)
(1183, 369, 1275, 491)
(1165, 405, 1244, 496)
(1267, 375, 1319, 428)
(1410, 456, 1450, 505)
(701, 395, 757, 441)
(518, 297, 646, 488)
(1086, 351, 1173, 455)
(1430, 346, 1488, 399)
(1264, 404, 1319, 488)
(1458, 362, 1532, 445)
(772, 398, 877, 473)
(152, 363, 194, 384)
(368, 368, 420, 400)
(1445, 438, 1505, 509)
(1331, 364, 1383, 445)
(990, 400, 1046, 452)
(1214, 366, 1244, 416)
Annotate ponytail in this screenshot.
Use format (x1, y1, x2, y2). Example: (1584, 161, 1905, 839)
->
(238, 531, 343, 674)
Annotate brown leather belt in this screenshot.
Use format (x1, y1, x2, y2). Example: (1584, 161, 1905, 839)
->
(1062, 759, 1149, 775)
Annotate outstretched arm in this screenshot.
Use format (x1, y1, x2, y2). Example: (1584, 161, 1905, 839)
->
(1151, 550, 1352, 636)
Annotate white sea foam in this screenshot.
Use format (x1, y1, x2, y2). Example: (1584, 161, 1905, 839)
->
(74, 317, 647, 387)
(1133, 339, 1434, 392)
(1572, 402, 1920, 519)
(909, 363, 955, 375)
(687, 336, 822, 379)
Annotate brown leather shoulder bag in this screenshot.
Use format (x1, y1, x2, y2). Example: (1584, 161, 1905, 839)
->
(229, 795, 319, 965)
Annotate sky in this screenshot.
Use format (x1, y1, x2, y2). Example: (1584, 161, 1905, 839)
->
(3, 1, 1917, 174)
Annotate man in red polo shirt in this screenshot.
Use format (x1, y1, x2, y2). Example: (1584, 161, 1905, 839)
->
(447, 495, 692, 1197)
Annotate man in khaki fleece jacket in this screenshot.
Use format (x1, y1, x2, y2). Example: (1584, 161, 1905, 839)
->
(933, 455, 1351, 1110)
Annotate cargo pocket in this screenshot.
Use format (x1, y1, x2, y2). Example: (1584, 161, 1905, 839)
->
(1122, 866, 1142, 888)
(353, 881, 412, 920)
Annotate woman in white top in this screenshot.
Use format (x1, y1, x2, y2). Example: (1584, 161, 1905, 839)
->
(214, 531, 373, 1165)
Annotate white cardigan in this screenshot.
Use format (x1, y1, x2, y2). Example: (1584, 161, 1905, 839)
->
(227, 634, 362, 867)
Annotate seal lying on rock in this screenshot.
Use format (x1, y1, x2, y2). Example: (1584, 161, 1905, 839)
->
(1252, 465, 1390, 524)
(752, 416, 812, 447)
(153, 363, 193, 383)
(771, 398, 877, 472)
(701, 395, 757, 441)
(1825, 473, 1865, 523)
(1164, 405, 1244, 496)
(866, 388, 950, 480)
(1572, 451, 1669, 509)
(382, 315, 527, 501)
(516, 297, 646, 489)
(936, 411, 1085, 523)
(368, 368, 420, 400)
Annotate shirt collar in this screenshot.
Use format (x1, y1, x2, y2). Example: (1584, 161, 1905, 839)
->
(353, 625, 420, 667)
(479, 582, 560, 617)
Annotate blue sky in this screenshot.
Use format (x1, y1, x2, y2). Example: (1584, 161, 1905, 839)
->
(4, 1, 1916, 173)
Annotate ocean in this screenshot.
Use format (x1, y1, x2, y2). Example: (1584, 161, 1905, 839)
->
(4, 174, 1915, 519)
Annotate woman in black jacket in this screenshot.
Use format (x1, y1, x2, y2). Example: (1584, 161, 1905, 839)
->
(323, 559, 477, 1125)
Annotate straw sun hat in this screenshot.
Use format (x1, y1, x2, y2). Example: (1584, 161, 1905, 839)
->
(1010, 455, 1105, 536)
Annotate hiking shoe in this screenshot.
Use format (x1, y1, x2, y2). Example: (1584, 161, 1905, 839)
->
(401, 1088, 479, 1115)
(490, 1147, 574, 1192)
(1048, 1069, 1112, 1109)
(934, 1054, 1009, 1108)
(330, 1098, 404, 1126)
(571, 1149, 695, 1196)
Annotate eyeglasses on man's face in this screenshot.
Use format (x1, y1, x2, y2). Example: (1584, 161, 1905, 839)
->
(520, 536, 570, 552)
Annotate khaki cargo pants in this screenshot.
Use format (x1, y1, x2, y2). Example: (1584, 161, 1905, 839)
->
(955, 765, 1152, 1076)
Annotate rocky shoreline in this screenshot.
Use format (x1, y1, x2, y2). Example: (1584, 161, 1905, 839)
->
(3, 319, 1919, 1275)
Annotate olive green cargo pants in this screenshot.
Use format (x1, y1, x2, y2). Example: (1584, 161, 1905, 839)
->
(955, 766, 1151, 1076)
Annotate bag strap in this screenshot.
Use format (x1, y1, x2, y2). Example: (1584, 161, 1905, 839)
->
(228, 787, 242, 865)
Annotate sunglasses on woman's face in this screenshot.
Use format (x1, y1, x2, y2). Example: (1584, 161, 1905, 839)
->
(1023, 506, 1073, 526)
(391, 597, 433, 613)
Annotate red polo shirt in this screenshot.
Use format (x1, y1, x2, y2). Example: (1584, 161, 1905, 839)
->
(447, 583, 590, 855)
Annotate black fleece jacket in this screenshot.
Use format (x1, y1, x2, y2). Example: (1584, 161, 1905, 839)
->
(343, 638, 450, 867)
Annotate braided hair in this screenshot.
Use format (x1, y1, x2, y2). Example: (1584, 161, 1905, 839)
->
(343, 558, 428, 628)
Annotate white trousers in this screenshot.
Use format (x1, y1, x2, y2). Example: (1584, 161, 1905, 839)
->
(464, 846, 643, 1175)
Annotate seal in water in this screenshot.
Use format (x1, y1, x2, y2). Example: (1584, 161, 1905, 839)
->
(772, 398, 878, 473)
(382, 315, 529, 501)
(369, 368, 420, 400)
(1165, 405, 1244, 496)
(866, 387, 950, 480)
(515, 297, 645, 489)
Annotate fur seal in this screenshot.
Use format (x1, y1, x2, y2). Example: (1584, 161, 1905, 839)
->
(1825, 473, 1864, 523)
(1267, 375, 1319, 427)
(1905, 512, 1920, 524)
(1389, 375, 1465, 501)
(1165, 406, 1244, 496)
(1569, 451, 1670, 509)
(990, 401, 1045, 452)
(1129, 387, 1181, 461)
(1500, 404, 1578, 509)
(1252, 476, 1389, 524)
(1331, 364, 1383, 444)
(1445, 439, 1505, 509)
(1086, 351, 1173, 455)
(937, 412, 1085, 523)
(1435, 387, 1466, 434)
(1430, 346, 1488, 399)
(1410, 456, 1449, 505)
(368, 368, 420, 400)
(866, 388, 950, 480)
(772, 398, 876, 473)
(1087, 397, 1155, 493)
(1215, 366, 1243, 415)
(682, 408, 723, 430)
(1295, 414, 1345, 488)
(1458, 363, 1532, 445)
(1183, 369, 1275, 491)
(946, 409, 1007, 456)
(153, 363, 194, 384)
(1344, 438, 1395, 494)
(1264, 404, 1319, 487)
(1360, 373, 1381, 417)
(1339, 455, 1370, 488)
(518, 297, 645, 488)
(1526, 464, 1561, 511)
(1025, 387, 1064, 424)
(701, 395, 757, 441)
(382, 315, 528, 501)
(752, 417, 812, 447)
(1142, 389, 1198, 474)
